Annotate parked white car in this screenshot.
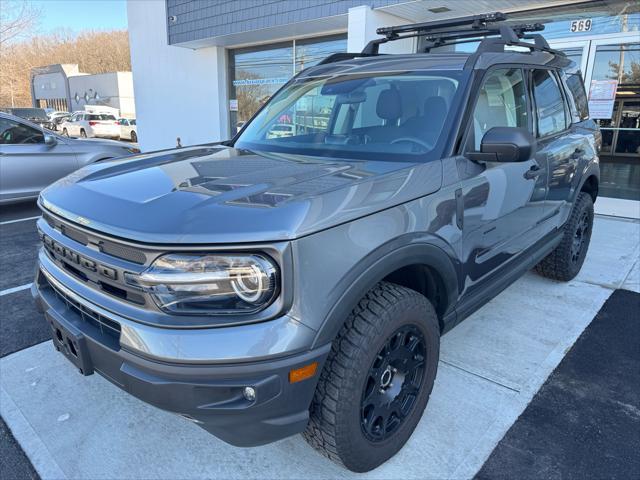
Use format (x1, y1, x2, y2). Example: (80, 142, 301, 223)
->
(266, 123, 294, 139)
(60, 112, 120, 139)
(118, 118, 137, 142)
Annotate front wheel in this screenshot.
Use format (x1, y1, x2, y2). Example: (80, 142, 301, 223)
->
(535, 192, 594, 281)
(303, 282, 440, 472)
(80, 129, 87, 138)
(62, 128, 68, 136)
(131, 131, 137, 143)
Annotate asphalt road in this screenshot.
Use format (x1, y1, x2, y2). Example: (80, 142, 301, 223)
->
(477, 289, 640, 480)
(0, 201, 47, 480)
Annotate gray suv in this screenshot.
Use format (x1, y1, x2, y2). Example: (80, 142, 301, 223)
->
(32, 14, 600, 472)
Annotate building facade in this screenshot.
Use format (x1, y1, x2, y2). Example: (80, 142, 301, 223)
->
(127, 0, 639, 215)
(31, 65, 136, 117)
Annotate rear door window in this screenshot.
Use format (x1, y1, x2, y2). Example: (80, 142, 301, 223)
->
(531, 69, 568, 137)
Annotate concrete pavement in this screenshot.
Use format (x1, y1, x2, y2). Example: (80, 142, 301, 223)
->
(1, 215, 638, 479)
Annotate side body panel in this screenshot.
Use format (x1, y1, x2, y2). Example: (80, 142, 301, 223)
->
(292, 157, 462, 346)
(0, 137, 79, 202)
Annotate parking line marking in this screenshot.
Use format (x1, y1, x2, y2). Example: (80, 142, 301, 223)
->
(0, 215, 40, 225)
(0, 283, 33, 297)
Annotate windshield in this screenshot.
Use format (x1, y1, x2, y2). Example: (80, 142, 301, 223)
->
(11, 108, 47, 119)
(235, 70, 464, 161)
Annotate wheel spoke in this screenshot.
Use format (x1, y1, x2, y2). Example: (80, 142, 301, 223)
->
(360, 324, 427, 442)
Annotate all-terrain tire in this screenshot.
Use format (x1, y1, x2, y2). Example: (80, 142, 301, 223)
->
(535, 192, 594, 281)
(303, 281, 440, 472)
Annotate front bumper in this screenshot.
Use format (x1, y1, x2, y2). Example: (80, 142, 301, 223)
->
(33, 257, 330, 447)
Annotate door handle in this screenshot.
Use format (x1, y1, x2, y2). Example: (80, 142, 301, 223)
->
(523, 164, 544, 180)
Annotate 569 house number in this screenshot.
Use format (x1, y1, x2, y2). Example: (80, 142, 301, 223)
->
(570, 19, 592, 32)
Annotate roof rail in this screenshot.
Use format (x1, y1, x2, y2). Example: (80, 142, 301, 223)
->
(361, 12, 562, 57)
(316, 52, 379, 66)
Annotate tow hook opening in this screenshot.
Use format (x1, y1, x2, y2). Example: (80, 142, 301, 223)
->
(66, 338, 78, 357)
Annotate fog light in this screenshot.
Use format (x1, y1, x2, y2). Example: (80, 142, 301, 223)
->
(243, 386, 256, 402)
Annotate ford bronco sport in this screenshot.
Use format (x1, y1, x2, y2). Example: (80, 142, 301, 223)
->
(33, 13, 600, 472)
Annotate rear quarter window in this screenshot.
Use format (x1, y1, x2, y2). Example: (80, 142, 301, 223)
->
(565, 73, 589, 121)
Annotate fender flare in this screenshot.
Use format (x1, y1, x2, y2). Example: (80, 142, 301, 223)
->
(311, 235, 460, 348)
(573, 162, 600, 202)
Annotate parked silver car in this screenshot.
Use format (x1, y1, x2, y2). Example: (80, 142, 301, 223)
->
(0, 112, 140, 204)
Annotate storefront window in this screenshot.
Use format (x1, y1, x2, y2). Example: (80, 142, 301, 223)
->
(295, 37, 348, 73)
(228, 35, 346, 135)
(589, 42, 640, 200)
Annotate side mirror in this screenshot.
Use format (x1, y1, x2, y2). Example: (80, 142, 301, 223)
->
(467, 127, 536, 163)
(44, 134, 57, 146)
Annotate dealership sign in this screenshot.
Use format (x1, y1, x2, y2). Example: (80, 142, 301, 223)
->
(233, 77, 289, 87)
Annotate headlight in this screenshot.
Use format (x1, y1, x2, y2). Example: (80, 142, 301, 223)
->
(126, 254, 279, 315)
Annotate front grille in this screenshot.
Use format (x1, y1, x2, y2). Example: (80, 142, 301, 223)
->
(43, 244, 146, 306)
(99, 241, 146, 265)
(42, 210, 148, 265)
(42, 272, 121, 348)
(61, 225, 89, 245)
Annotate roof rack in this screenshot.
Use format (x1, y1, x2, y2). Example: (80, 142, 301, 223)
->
(361, 12, 562, 56)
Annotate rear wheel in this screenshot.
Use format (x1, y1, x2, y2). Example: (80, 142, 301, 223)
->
(131, 131, 137, 143)
(303, 282, 440, 472)
(535, 192, 594, 281)
(80, 129, 87, 138)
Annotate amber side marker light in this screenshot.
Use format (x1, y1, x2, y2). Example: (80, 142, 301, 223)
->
(289, 362, 318, 383)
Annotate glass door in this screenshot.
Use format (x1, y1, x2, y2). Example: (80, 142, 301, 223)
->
(550, 39, 590, 75)
(586, 37, 640, 201)
(551, 32, 640, 201)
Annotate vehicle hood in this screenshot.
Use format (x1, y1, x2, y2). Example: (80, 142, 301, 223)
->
(40, 145, 442, 244)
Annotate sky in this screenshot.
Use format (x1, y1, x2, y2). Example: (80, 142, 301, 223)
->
(31, 0, 128, 34)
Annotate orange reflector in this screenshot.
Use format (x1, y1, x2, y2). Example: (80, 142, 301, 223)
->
(289, 362, 318, 384)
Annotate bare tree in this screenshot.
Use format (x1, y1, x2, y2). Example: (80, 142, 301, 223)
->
(0, 0, 41, 46)
(0, 29, 131, 107)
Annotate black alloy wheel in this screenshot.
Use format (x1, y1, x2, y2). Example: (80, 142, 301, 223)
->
(361, 325, 426, 442)
(571, 210, 590, 264)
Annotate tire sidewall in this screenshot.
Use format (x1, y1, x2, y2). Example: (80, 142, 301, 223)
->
(568, 194, 594, 277)
(337, 295, 439, 470)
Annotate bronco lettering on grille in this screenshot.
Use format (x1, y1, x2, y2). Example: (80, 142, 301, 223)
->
(44, 235, 118, 281)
